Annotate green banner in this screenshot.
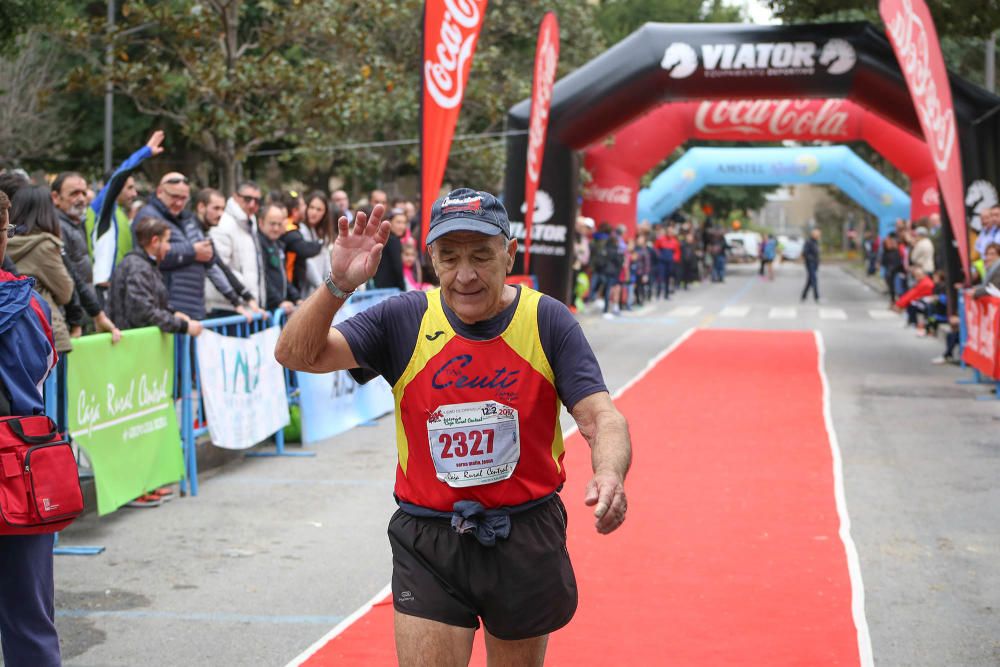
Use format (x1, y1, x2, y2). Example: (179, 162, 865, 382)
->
(67, 328, 185, 515)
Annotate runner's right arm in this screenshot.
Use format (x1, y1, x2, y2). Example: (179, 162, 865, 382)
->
(275, 206, 388, 373)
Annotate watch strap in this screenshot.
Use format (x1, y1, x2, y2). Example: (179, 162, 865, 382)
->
(325, 273, 356, 300)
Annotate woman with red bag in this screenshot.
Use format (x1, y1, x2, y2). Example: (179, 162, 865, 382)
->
(0, 189, 62, 666)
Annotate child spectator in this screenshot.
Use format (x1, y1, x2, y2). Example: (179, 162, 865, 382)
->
(401, 238, 430, 291)
(108, 217, 204, 336)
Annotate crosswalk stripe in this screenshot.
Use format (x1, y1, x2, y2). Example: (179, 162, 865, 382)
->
(719, 306, 751, 318)
(769, 307, 797, 319)
(819, 308, 848, 320)
(868, 310, 898, 320)
(667, 306, 704, 317)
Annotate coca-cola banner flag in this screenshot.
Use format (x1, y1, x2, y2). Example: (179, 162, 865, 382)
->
(421, 0, 488, 248)
(880, 0, 968, 273)
(522, 12, 560, 273)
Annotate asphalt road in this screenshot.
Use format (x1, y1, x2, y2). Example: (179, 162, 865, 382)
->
(44, 259, 1000, 666)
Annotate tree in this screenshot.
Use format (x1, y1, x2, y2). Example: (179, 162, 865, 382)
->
(595, 0, 741, 45)
(763, 1, 996, 85)
(0, 34, 68, 166)
(66, 0, 365, 193)
(62, 0, 606, 197)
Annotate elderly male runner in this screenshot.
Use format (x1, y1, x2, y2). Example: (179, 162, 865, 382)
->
(276, 189, 630, 666)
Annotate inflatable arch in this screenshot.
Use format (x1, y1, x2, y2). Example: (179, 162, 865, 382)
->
(637, 146, 910, 237)
(582, 98, 937, 230)
(503, 21, 1000, 302)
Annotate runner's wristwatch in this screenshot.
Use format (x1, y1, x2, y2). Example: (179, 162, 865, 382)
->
(324, 273, 356, 300)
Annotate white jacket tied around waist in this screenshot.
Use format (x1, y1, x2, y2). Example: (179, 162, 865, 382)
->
(205, 198, 265, 314)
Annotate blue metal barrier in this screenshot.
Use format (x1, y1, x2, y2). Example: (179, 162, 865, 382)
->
(177, 309, 314, 496)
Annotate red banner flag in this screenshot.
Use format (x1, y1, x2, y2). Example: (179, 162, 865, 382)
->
(522, 12, 560, 273)
(880, 0, 968, 274)
(420, 0, 488, 249)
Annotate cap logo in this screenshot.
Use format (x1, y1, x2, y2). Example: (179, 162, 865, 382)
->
(442, 194, 483, 214)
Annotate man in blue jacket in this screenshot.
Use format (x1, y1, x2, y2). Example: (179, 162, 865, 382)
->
(134, 173, 252, 320)
(0, 190, 63, 667)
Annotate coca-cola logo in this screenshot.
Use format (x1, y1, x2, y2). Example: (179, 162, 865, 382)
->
(583, 185, 633, 205)
(885, 0, 955, 172)
(694, 99, 850, 137)
(921, 186, 939, 207)
(527, 27, 558, 184)
(424, 0, 483, 110)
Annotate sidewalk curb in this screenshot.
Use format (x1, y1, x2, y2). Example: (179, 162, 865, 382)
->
(840, 262, 887, 295)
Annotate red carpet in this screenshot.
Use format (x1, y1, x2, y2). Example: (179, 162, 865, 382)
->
(289, 329, 870, 666)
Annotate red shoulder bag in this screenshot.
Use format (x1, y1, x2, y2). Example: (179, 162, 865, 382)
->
(0, 416, 84, 534)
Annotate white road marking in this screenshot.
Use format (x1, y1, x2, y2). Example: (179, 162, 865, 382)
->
(868, 310, 898, 320)
(814, 331, 875, 667)
(819, 308, 848, 320)
(667, 305, 703, 317)
(769, 307, 797, 319)
(719, 306, 751, 318)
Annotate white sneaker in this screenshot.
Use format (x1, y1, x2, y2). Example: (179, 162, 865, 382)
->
(603, 312, 617, 320)
(930, 356, 947, 365)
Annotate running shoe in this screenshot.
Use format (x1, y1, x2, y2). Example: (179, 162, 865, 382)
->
(126, 494, 163, 508)
(149, 486, 175, 502)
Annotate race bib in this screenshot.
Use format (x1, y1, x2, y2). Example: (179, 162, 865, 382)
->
(427, 401, 520, 488)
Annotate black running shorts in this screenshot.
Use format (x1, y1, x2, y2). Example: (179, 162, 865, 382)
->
(387, 494, 578, 641)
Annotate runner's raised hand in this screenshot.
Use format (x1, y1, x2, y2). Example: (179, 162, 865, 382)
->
(330, 205, 389, 292)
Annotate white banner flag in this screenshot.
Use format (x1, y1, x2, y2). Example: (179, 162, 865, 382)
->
(196, 327, 290, 450)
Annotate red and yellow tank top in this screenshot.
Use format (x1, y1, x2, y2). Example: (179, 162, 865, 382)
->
(392, 287, 565, 511)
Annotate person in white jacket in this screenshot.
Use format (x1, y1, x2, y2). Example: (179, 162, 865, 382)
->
(205, 182, 266, 317)
(909, 226, 936, 275)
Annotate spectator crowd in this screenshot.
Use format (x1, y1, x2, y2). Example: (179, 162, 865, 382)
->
(0, 133, 431, 353)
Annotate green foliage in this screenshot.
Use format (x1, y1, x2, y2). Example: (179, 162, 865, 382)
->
(595, 0, 741, 45)
(0, 0, 68, 56)
(764, 0, 995, 85)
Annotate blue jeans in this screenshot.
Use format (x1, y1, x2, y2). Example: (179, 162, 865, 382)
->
(655, 260, 673, 298)
(801, 264, 819, 301)
(0, 534, 61, 667)
(712, 255, 726, 282)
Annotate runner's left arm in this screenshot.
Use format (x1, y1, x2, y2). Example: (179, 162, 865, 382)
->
(571, 391, 630, 535)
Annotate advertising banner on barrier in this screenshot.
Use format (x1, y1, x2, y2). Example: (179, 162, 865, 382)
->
(420, 0, 488, 248)
(68, 328, 184, 515)
(197, 327, 289, 450)
(297, 290, 398, 444)
(962, 292, 1000, 378)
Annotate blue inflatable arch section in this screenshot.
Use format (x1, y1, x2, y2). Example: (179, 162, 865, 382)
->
(637, 146, 910, 237)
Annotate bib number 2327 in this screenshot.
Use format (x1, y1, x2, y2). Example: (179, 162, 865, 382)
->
(427, 401, 519, 488)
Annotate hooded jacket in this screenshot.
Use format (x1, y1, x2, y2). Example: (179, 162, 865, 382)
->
(0, 269, 58, 416)
(206, 198, 264, 314)
(5, 233, 75, 353)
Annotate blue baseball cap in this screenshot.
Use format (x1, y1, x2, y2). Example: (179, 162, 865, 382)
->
(426, 188, 511, 245)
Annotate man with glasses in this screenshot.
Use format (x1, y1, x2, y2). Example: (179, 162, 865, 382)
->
(205, 181, 266, 318)
(50, 172, 121, 341)
(134, 173, 222, 321)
